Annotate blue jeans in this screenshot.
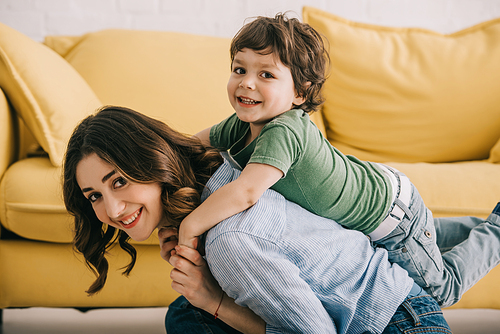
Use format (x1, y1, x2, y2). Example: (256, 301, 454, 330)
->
(382, 295, 451, 334)
(374, 172, 500, 308)
(165, 296, 242, 334)
(165, 294, 451, 334)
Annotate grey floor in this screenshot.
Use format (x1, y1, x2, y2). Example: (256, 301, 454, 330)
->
(1, 307, 499, 333)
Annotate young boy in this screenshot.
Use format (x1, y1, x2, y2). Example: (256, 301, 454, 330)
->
(179, 13, 500, 308)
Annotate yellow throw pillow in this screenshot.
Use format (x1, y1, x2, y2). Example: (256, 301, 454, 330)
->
(45, 30, 234, 136)
(0, 23, 101, 167)
(303, 7, 500, 163)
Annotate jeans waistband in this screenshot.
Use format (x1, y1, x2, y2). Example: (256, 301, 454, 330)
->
(369, 164, 412, 241)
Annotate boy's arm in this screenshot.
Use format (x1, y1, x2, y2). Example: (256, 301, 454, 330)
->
(193, 126, 212, 146)
(178, 163, 283, 248)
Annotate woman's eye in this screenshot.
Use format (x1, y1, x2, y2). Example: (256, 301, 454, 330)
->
(88, 193, 100, 203)
(261, 72, 274, 79)
(234, 68, 245, 75)
(113, 177, 127, 188)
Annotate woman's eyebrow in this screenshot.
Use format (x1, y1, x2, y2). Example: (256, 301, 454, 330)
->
(101, 170, 116, 184)
(81, 170, 116, 193)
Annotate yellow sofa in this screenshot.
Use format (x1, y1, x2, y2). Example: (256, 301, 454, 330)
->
(1, 6, 499, 318)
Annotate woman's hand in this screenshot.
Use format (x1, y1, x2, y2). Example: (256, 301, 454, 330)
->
(159, 227, 266, 333)
(158, 227, 180, 262)
(158, 227, 222, 313)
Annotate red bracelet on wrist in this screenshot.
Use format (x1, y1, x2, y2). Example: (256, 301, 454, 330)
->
(214, 292, 224, 319)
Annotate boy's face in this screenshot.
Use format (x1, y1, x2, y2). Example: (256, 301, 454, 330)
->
(227, 48, 305, 129)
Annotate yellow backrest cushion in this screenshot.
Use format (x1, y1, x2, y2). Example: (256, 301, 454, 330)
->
(45, 30, 234, 136)
(0, 23, 101, 167)
(303, 7, 500, 163)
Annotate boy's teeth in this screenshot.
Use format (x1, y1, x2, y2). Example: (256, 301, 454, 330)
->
(240, 97, 259, 104)
(122, 210, 140, 225)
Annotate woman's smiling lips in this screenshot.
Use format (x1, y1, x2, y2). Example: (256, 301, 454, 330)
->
(118, 208, 143, 229)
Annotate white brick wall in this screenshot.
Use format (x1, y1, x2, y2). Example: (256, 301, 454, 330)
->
(1, 0, 499, 42)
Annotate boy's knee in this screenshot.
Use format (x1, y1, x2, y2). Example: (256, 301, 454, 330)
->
(487, 202, 500, 227)
(492, 202, 500, 216)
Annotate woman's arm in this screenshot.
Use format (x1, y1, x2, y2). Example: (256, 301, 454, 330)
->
(158, 228, 266, 334)
(178, 163, 283, 248)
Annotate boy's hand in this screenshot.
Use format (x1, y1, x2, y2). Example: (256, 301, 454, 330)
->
(177, 219, 199, 250)
(159, 226, 198, 260)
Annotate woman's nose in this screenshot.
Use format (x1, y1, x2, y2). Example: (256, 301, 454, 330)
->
(105, 196, 126, 220)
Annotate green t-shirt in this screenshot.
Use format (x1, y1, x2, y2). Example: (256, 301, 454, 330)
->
(209, 109, 392, 234)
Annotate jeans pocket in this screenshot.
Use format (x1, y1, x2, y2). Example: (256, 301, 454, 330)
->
(380, 213, 444, 288)
(413, 212, 443, 276)
(383, 296, 452, 334)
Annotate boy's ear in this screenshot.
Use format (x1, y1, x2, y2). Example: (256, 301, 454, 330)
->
(294, 81, 312, 105)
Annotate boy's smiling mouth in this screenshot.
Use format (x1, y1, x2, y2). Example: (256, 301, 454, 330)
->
(238, 96, 261, 105)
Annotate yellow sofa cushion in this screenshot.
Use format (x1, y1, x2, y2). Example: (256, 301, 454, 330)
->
(0, 23, 102, 167)
(303, 7, 500, 163)
(386, 161, 500, 218)
(489, 138, 500, 163)
(44, 30, 234, 136)
(0, 242, 178, 308)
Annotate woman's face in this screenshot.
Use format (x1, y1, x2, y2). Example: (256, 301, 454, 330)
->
(76, 153, 166, 241)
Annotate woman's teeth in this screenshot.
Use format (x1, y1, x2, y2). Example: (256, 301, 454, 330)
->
(122, 210, 140, 225)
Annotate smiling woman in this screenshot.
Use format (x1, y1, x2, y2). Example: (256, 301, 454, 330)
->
(62, 105, 223, 295)
(75, 153, 165, 242)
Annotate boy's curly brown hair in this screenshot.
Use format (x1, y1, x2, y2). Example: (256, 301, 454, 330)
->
(230, 12, 330, 113)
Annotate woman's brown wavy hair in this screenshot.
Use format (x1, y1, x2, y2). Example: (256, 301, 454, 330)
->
(63, 106, 223, 295)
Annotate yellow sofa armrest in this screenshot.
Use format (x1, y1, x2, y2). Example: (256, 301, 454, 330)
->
(0, 88, 17, 179)
(0, 88, 16, 241)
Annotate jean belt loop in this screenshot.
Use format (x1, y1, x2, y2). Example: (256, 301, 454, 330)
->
(401, 300, 422, 326)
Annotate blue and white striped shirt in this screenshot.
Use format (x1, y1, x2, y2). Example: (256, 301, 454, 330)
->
(203, 158, 414, 334)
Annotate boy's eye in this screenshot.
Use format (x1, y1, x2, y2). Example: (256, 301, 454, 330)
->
(261, 72, 274, 79)
(234, 68, 245, 75)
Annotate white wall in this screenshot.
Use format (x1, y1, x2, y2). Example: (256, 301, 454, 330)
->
(1, 0, 500, 42)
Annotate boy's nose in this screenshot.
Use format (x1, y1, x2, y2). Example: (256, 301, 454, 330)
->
(239, 77, 255, 90)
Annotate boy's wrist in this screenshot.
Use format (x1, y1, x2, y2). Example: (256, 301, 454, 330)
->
(180, 217, 201, 238)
